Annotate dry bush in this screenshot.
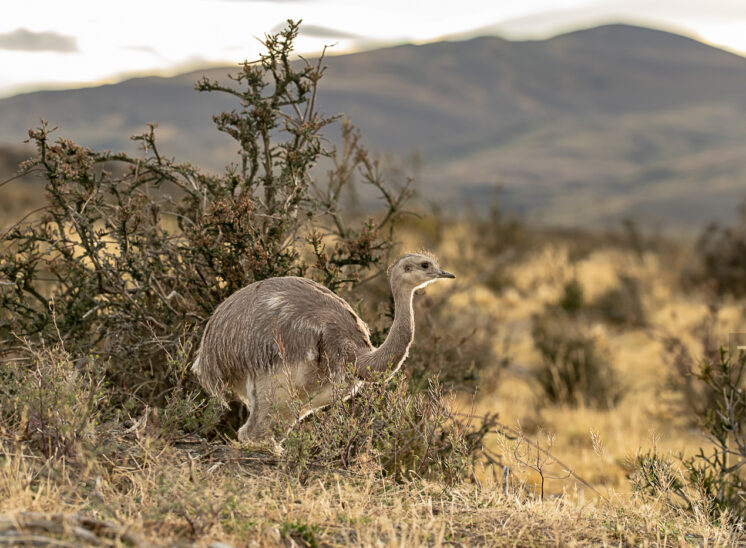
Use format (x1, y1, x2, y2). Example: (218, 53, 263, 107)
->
(531, 310, 624, 408)
(147, 339, 226, 438)
(477, 190, 529, 260)
(476, 191, 532, 293)
(557, 277, 585, 315)
(694, 203, 746, 297)
(1, 341, 224, 452)
(557, 272, 647, 327)
(628, 449, 688, 506)
(0, 341, 105, 459)
(592, 274, 647, 327)
(549, 219, 665, 263)
(496, 425, 575, 501)
(282, 369, 496, 484)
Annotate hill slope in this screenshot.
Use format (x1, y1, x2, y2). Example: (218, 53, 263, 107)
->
(2, 24, 746, 229)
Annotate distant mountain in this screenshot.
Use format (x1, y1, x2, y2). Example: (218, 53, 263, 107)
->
(2, 24, 746, 230)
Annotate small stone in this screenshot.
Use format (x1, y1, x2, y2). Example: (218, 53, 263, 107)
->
(262, 525, 282, 544)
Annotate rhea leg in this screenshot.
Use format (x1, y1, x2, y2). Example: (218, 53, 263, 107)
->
(232, 375, 258, 442)
(233, 374, 281, 441)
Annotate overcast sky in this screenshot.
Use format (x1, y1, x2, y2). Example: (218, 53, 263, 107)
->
(2, 0, 746, 98)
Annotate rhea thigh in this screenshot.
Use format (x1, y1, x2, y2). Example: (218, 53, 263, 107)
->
(252, 370, 307, 428)
(232, 375, 256, 415)
(236, 363, 347, 435)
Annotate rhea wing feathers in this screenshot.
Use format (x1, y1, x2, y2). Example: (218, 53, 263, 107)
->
(194, 277, 373, 395)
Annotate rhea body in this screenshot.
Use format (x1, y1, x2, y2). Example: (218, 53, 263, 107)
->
(192, 253, 455, 441)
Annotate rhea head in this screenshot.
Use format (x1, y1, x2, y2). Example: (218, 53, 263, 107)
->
(388, 252, 456, 292)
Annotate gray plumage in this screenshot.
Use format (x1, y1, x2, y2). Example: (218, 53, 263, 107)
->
(192, 252, 455, 440)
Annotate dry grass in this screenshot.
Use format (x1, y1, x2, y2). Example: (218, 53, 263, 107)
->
(0, 432, 739, 547)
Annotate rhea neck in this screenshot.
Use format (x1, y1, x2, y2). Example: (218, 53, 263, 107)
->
(383, 281, 416, 357)
(357, 280, 417, 378)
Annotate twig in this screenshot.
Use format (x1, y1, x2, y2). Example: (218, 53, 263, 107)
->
(455, 412, 608, 502)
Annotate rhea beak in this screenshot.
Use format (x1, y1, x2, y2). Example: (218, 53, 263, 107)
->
(438, 270, 456, 279)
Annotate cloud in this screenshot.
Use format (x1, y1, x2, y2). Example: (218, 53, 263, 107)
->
(270, 22, 360, 39)
(0, 28, 78, 53)
(300, 25, 360, 39)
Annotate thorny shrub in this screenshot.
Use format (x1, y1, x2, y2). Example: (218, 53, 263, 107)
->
(281, 369, 496, 484)
(0, 21, 410, 425)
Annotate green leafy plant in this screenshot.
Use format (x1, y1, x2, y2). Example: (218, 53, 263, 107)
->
(281, 520, 320, 548)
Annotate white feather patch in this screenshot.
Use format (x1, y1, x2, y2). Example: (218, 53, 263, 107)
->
(265, 295, 284, 309)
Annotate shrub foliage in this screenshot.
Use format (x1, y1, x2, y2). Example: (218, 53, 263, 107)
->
(633, 348, 746, 521)
(282, 370, 496, 484)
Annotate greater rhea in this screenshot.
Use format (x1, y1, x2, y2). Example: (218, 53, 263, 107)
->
(192, 252, 455, 441)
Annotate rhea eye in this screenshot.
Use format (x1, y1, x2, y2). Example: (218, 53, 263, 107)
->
(421, 262, 430, 269)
